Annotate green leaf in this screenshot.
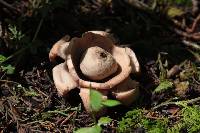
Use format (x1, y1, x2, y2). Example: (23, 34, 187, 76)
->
(167, 7, 184, 18)
(98, 117, 112, 126)
(90, 89, 103, 112)
(75, 125, 102, 133)
(0, 55, 7, 63)
(102, 99, 121, 107)
(1, 64, 15, 74)
(8, 24, 25, 41)
(154, 81, 173, 93)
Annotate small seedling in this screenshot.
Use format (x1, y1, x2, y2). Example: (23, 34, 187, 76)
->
(0, 55, 7, 63)
(154, 80, 173, 93)
(8, 24, 25, 41)
(0, 55, 15, 75)
(75, 89, 121, 133)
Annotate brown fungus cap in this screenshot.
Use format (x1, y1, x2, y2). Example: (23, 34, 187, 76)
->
(52, 63, 78, 96)
(67, 32, 132, 90)
(49, 35, 70, 61)
(49, 31, 140, 113)
(113, 77, 140, 106)
(80, 46, 118, 81)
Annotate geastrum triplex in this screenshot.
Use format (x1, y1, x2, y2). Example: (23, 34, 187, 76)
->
(49, 31, 140, 113)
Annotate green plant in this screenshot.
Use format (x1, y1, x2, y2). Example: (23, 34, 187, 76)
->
(75, 117, 113, 133)
(142, 118, 168, 133)
(0, 54, 15, 75)
(0, 55, 7, 63)
(181, 105, 200, 132)
(75, 89, 121, 133)
(167, 7, 184, 18)
(169, 105, 200, 133)
(75, 125, 102, 133)
(118, 105, 200, 133)
(8, 24, 25, 41)
(154, 80, 173, 93)
(156, 53, 168, 81)
(154, 53, 174, 93)
(118, 97, 200, 133)
(117, 109, 168, 133)
(1, 64, 15, 75)
(90, 89, 121, 112)
(117, 109, 143, 133)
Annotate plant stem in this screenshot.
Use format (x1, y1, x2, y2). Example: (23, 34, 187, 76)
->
(92, 113, 97, 124)
(32, 17, 44, 42)
(182, 40, 200, 51)
(152, 97, 200, 110)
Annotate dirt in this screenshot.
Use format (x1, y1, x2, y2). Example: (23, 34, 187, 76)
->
(0, 0, 200, 132)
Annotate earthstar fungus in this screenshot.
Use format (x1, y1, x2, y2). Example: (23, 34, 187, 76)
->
(49, 31, 140, 112)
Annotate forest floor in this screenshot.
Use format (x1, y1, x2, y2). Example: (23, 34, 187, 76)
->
(0, 0, 200, 133)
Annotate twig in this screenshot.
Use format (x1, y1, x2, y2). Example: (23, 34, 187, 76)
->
(32, 17, 44, 42)
(192, 0, 200, 15)
(47, 110, 68, 116)
(34, 87, 48, 97)
(145, 115, 165, 120)
(186, 14, 200, 33)
(0, 79, 20, 84)
(187, 49, 200, 62)
(46, 108, 72, 117)
(192, 76, 200, 85)
(171, 14, 200, 41)
(187, 97, 200, 104)
(167, 65, 181, 78)
(182, 40, 200, 51)
(0, 21, 2, 37)
(29, 130, 44, 133)
(0, 0, 19, 14)
(173, 28, 200, 40)
(152, 97, 200, 110)
(60, 111, 76, 126)
(172, 19, 187, 31)
(124, 0, 151, 11)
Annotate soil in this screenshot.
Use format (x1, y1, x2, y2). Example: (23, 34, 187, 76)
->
(0, 0, 200, 132)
